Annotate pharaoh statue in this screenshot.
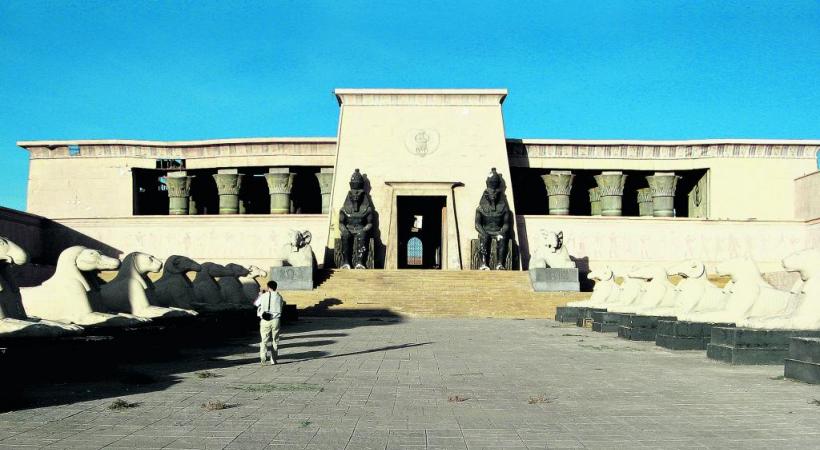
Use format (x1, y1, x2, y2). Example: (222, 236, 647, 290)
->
(339, 168, 374, 269)
(0, 236, 82, 337)
(475, 168, 513, 270)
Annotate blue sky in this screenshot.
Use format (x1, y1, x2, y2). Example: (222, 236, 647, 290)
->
(1, 1, 819, 211)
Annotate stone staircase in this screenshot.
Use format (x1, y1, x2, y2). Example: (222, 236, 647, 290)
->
(283, 269, 590, 319)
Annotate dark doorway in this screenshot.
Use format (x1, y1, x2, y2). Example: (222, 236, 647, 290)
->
(397, 196, 446, 269)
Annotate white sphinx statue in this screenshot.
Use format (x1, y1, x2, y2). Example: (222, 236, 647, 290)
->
(153, 255, 201, 309)
(241, 265, 268, 301)
(603, 267, 649, 313)
(21, 246, 148, 327)
(529, 230, 576, 269)
(678, 257, 795, 324)
(218, 263, 253, 308)
(0, 236, 82, 337)
(99, 252, 197, 319)
(739, 249, 820, 330)
(617, 265, 677, 315)
(192, 262, 235, 310)
(665, 260, 728, 317)
(271, 230, 314, 267)
(567, 267, 619, 307)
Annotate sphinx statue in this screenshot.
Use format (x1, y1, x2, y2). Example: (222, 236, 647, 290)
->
(739, 249, 820, 330)
(21, 246, 148, 327)
(0, 236, 82, 337)
(273, 230, 314, 267)
(529, 230, 576, 269)
(153, 255, 201, 309)
(99, 252, 197, 319)
(241, 265, 268, 301)
(678, 257, 795, 324)
(567, 267, 620, 308)
(614, 265, 677, 315)
(665, 260, 728, 317)
(604, 268, 648, 312)
(339, 169, 374, 269)
(192, 262, 235, 310)
(475, 168, 513, 270)
(218, 263, 252, 308)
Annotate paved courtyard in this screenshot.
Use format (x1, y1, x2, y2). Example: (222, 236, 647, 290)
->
(1, 317, 819, 449)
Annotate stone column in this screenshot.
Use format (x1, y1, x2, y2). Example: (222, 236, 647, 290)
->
(166, 172, 192, 216)
(264, 168, 295, 214)
(637, 187, 654, 217)
(315, 168, 334, 214)
(541, 170, 574, 215)
(646, 172, 681, 217)
(593, 171, 627, 216)
(212, 169, 244, 215)
(588, 187, 601, 216)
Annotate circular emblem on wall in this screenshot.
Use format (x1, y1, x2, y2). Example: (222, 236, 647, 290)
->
(404, 129, 440, 157)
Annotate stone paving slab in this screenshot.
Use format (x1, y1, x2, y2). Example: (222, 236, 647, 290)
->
(1, 317, 820, 449)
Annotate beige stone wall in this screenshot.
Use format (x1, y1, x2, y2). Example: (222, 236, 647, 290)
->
(510, 140, 819, 221)
(795, 171, 820, 221)
(328, 89, 515, 268)
(517, 215, 814, 274)
(44, 215, 329, 269)
(0, 207, 44, 260)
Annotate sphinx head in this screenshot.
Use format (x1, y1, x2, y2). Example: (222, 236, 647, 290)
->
(247, 265, 268, 279)
(587, 266, 614, 282)
(628, 265, 667, 281)
(287, 230, 312, 253)
(130, 252, 163, 275)
(668, 260, 706, 279)
(541, 230, 563, 253)
(201, 262, 233, 277)
(164, 255, 202, 274)
(0, 236, 28, 266)
(75, 248, 120, 272)
(782, 249, 820, 281)
(224, 263, 250, 277)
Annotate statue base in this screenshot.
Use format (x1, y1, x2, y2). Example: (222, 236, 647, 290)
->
(469, 238, 518, 270)
(591, 311, 628, 333)
(555, 306, 581, 323)
(269, 266, 313, 291)
(617, 315, 677, 341)
(655, 320, 735, 350)
(333, 238, 375, 269)
(575, 307, 606, 327)
(784, 337, 820, 384)
(529, 268, 579, 292)
(707, 327, 820, 365)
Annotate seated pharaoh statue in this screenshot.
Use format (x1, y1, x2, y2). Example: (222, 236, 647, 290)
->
(475, 168, 513, 270)
(21, 246, 148, 327)
(153, 255, 201, 309)
(567, 267, 620, 308)
(99, 252, 197, 319)
(739, 249, 820, 330)
(192, 262, 236, 310)
(338, 169, 374, 269)
(218, 263, 253, 308)
(0, 236, 82, 337)
(678, 257, 795, 324)
(529, 230, 576, 269)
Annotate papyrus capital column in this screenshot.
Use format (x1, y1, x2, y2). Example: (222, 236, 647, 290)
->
(637, 187, 654, 217)
(588, 187, 601, 216)
(315, 168, 334, 214)
(646, 172, 681, 217)
(213, 170, 244, 215)
(166, 172, 192, 216)
(541, 170, 574, 215)
(593, 171, 627, 216)
(264, 168, 295, 214)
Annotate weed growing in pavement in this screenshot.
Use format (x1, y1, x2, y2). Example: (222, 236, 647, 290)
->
(448, 395, 469, 403)
(202, 400, 231, 411)
(107, 399, 139, 410)
(196, 371, 221, 379)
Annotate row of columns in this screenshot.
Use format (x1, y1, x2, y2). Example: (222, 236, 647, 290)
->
(166, 168, 335, 215)
(541, 171, 681, 217)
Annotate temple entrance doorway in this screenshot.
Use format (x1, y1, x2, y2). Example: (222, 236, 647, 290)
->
(397, 196, 446, 269)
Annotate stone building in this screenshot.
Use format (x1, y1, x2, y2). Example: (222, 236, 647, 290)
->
(12, 89, 820, 274)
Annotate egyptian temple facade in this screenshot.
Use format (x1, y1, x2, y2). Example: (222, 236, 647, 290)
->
(7, 89, 820, 276)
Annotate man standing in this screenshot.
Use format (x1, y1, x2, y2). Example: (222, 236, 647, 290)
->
(254, 281, 283, 365)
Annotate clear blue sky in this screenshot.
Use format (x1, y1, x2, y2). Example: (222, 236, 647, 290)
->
(1, 1, 819, 211)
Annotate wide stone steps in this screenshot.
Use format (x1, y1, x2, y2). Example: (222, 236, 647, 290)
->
(283, 269, 589, 318)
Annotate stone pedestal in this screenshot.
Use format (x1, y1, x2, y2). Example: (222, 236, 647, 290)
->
(575, 307, 606, 327)
(315, 169, 334, 214)
(646, 172, 681, 217)
(617, 314, 677, 341)
(594, 172, 627, 216)
(784, 338, 820, 384)
(555, 306, 581, 323)
(213, 170, 244, 215)
(541, 171, 574, 215)
(655, 320, 734, 350)
(637, 187, 654, 217)
(469, 239, 518, 270)
(588, 187, 601, 216)
(264, 169, 295, 214)
(591, 310, 629, 332)
(268, 266, 313, 291)
(529, 268, 579, 292)
(166, 173, 192, 216)
(707, 327, 820, 365)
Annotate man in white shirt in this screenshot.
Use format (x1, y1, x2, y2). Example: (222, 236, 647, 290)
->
(253, 280, 284, 365)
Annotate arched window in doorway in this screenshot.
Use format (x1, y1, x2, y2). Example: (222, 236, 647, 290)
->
(407, 237, 423, 266)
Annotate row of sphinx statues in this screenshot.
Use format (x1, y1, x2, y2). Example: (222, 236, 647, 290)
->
(0, 235, 270, 338)
(569, 248, 820, 330)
